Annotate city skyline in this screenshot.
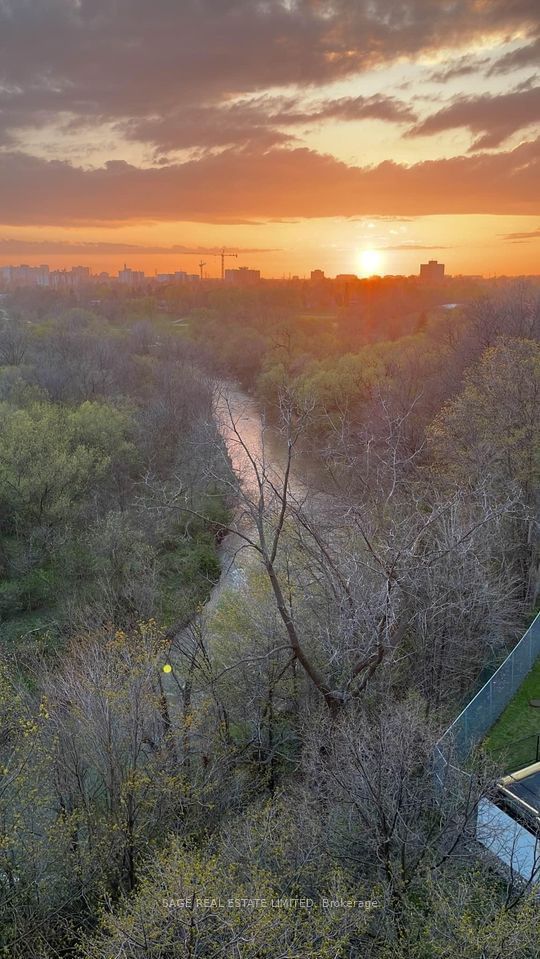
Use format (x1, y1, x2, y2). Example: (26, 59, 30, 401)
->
(6, 256, 540, 288)
(0, 258, 459, 286)
(0, 2, 539, 276)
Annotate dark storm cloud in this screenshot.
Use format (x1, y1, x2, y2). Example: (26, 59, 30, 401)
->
(0, 138, 538, 225)
(0, 0, 538, 145)
(408, 86, 540, 149)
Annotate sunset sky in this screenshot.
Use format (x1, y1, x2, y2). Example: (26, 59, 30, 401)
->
(0, 0, 539, 278)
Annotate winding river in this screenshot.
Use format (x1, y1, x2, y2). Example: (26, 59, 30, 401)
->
(214, 382, 310, 499)
(209, 381, 327, 610)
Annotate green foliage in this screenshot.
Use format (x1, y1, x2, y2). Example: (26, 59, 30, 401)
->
(158, 535, 221, 625)
(80, 808, 370, 959)
(295, 349, 384, 414)
(380, 871, 540, 958)
(430, 337, 540, 493)
(0, 311, 226, 646)
(0, 566, 57, 617)
(0, 401, 106, 530)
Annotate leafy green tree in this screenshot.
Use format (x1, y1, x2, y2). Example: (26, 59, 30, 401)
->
(430, 337, 540, 603)
(79, 815, 369, 958)
(0, 400, 137, 534)
(430, 338, 540, 496)
(379, 871, 540, 959)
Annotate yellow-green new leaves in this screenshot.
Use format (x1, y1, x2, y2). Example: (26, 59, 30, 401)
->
(379, 871, 540, 959)
(80, 830, 370, 959)
(0, 400, 138, 531)
(429, 337, 540, 494)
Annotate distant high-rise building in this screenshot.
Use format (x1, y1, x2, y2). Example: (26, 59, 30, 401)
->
(419, 260, 445, 282)
(0, 264, 50, 287)
(71, 265, 91, 285)
(310, 269, 325, 282)
(225, 267, 260, 286)
(50, 270, 71, 288)
(35, 265, 50, 286)
(0, 263, 95, 289)
(155, 271, 199, 284)
(118, 264, 145, 285)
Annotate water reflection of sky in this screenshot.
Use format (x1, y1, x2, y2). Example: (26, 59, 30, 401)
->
(214, 383, 309, 501)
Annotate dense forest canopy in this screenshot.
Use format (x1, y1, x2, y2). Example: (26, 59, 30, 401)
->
(0, 278, 539, 956)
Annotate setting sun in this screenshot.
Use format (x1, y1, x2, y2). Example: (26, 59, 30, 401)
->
(359, 249, 383, 276)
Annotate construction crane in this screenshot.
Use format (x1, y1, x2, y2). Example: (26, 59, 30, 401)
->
(199, 261, 206, 281)
(182, 247, 238, 281)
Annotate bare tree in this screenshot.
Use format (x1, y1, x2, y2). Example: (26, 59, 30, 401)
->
(158, 387, 520, 719)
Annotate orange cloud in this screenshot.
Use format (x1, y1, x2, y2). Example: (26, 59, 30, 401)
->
(1, 139, 538, 226)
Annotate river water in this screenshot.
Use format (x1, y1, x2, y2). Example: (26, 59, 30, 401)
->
(163, 382, 288, 697)
(205, 382, 291, 608)
(210, 381, 328, 607)
(213, 382, 309, 500)
(163, 379, 340, 693)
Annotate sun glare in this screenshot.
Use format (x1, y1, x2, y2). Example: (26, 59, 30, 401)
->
(359, 249, 383, 276)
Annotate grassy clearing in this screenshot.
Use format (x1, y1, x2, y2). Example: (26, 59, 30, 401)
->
(484, 658, 540, 770)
